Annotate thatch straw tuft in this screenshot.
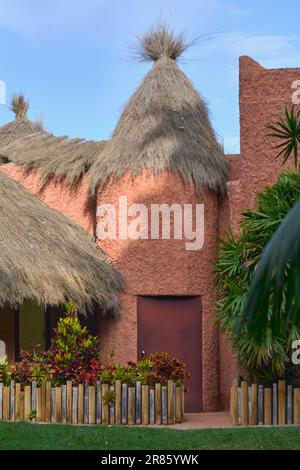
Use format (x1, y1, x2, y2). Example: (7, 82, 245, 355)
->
(10, 93, 29, 120)
(89, 24, 228, 195)
(0, 94, 44, 147)
(133, 22, 191, 62)
(0, 171, 123, 314)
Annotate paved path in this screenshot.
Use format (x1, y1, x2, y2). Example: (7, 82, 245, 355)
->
(170, 412, 232, 430)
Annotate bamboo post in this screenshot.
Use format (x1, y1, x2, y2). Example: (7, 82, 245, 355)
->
(31, 381, 37, 418)
(101, 384, 109, 424)
(122, 384, 128, 425)
(241, 381, 248, 425)
(293, 388, 300, 424)
(264, 388, 272, 425)
(46, 381, 51, 423)
(66, 381, 72, 424)
(258, 385, 264, 425)
(88, 386, 96, 425)
(84, 383, 89, 424)
(249, 383, 257, 426)
(230, 384, 238, 426)
(278, 380, 286, 425)
(175, 386, 182, 423)
(272, 383, 278, 425)
(78, 383, 84, 425)
(181, 386, 185, 421)
(24, 385, 31, 421)
(155, 383, 162, 425)
(167, 380, 174, 424)
(3, 386, 10, 421)
(96, 382, 101, 425)
(15, 383, 21, 422)
(36, 387, 41, 422)
(115, 380, 122, 425)
(55, 387, 62, 423)
(149, 388, 155, 425)
(51, 388, 56, 423)
(10, 380, 15, 421)
(162, 386, 167, 425)
(109, 385, 115, 424)
(135, 381, 142, 425)
(20, 391, 25, 422)
(72, 387, 78, 424)
(142, 384, 149, 425)
(287, 385, 293, 425)
(41, 382, 46, 422)
(128, 387, 135, 425)
(61, 384, 67, 424)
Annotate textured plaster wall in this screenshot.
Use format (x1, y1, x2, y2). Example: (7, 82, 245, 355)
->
(218, 57, 300, 408)
(0, 165, 94, 233)
(239, 56, 300, 207)
(96, 170, 220, 411)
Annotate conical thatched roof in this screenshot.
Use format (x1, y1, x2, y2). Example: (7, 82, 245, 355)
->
(0, 171, 123, 314)
(0, 94, 44, 149)
(88, 24, 229, 195)
(0, 94, 106, 186)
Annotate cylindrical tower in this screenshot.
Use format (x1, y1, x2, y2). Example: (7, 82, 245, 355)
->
(90, 24, 228, 412)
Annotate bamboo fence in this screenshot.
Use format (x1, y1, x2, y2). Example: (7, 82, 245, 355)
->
(230, 380, 300, 426)
(0, 380, 184, 426)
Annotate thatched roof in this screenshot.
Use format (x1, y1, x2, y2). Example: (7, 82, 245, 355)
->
(0, 171, 123, 314)
(0, 94, 44, 149)
(1, 132, 105, 187)
(0, 94, 106, 186)
(88, 24, 229, 195)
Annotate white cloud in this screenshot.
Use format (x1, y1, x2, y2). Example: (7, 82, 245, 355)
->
(207, 32, 300, 68)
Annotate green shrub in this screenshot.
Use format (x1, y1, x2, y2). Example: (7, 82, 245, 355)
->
(215, 171, 300, 382)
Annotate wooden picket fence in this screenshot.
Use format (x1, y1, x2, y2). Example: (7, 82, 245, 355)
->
(230, 380, 300, 426)
(0, 380, 184, 425)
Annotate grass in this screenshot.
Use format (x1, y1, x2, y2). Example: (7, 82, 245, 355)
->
(1, 422, 300, 450)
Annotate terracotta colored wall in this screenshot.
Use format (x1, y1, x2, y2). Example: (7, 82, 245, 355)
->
(0, 165, 94, 233)
(218, 56, 300, 408)
(239, 56, 300, 208)
(97, 170, 220, 411)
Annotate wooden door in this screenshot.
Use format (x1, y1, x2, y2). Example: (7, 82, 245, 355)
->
(137, 296, 202, 412)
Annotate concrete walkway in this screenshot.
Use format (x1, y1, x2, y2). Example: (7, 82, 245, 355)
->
(170, 412, 232, 430)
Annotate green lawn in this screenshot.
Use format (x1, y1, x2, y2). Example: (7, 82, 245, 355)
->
(0, 422, 300, 450)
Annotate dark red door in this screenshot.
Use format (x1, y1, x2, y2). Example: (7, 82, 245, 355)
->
(137, 296, 202, 412)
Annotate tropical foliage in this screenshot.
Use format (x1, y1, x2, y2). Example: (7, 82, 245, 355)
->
(215, 171, 300, 381)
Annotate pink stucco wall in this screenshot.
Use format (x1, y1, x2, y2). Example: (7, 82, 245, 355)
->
(218, 56, 300, 408)
(0, 164, 94, 233)
(96, 170, 220, 411)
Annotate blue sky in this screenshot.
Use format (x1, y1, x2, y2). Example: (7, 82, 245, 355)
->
(0, 0, 299, 153)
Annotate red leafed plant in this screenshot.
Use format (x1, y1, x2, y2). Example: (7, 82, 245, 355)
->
(144, 352, 190, 386)
(48, 303, 100, 384)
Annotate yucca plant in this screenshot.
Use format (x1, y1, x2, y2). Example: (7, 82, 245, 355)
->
(267, 105, 300, 168)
